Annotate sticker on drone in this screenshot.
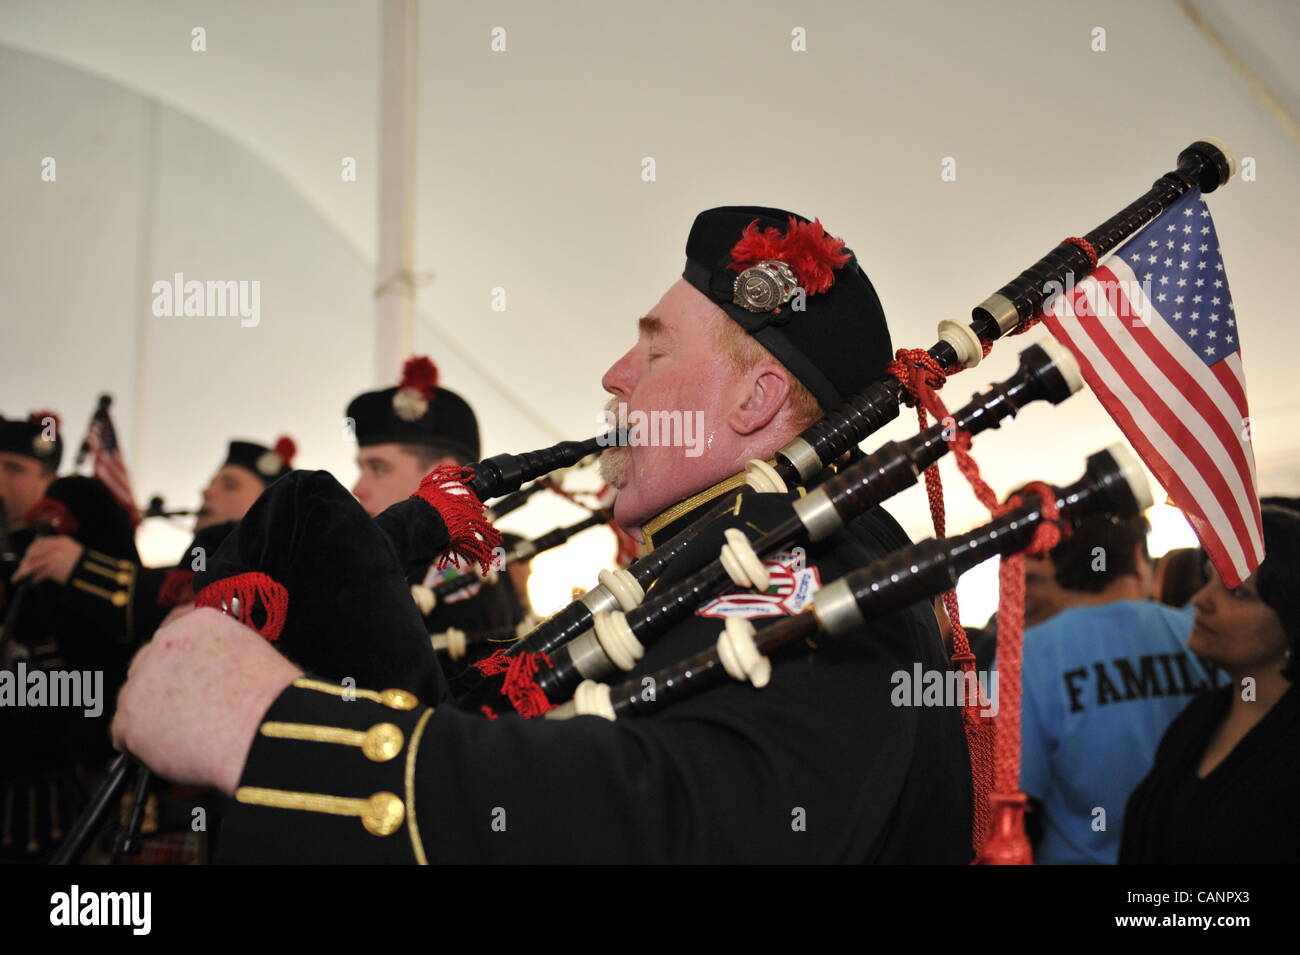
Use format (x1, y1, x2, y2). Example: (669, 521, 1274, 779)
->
(695, 551, 822, 619)
(423, 555, 482, 603)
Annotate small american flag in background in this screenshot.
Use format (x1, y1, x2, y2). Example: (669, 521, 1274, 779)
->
(84, 397, 140, 526)
(1040, 189, 1263, 587)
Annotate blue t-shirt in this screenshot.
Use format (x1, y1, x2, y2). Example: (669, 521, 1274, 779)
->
(1014, 600, 1216, 865)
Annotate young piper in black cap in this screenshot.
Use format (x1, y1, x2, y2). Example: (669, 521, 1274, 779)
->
(13, 434, 296, 657)
(115, 208, 973, 863)
(196, 436, 297, 530)
(1, 410, 145, 861)
(0, 411, 62, 539)
(346, 358, 516, 666)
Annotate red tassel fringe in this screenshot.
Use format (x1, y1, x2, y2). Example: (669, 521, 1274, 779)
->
(157, 569, 196, 608)
(194, 571, 288, 642)
(473, 647, 556, 719)
(412, 465, 503, 576)
(24, 497, 77, 535)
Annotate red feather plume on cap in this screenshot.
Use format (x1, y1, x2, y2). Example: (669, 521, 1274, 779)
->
(29, 410, 61, 434)
(728, 217, 851, 295)
(400, 356, 440, 400)
(274, 435, 297, 467)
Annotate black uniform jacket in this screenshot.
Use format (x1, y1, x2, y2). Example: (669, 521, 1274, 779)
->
(1, 477, 140, 860)
(1119, 684, 1300, 864)
(217, 483, 973, 863)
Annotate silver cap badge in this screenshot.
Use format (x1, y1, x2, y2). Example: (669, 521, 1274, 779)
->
(733, 260, 799, 313)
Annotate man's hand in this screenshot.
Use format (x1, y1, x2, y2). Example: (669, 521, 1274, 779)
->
(112, 608, 303, 795)
(13, 535, 85, 585)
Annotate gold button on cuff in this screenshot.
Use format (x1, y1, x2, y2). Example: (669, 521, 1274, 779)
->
(260, 721, 405, 762)
(380, 688, 418, 711)
(361, 792, 405, 836)
(235, 787, 405, 837)
(361, 723, 404, 762)
(111, 591, 128, 607)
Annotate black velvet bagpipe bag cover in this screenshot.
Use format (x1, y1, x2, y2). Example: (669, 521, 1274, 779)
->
(193, 470, 445, 703)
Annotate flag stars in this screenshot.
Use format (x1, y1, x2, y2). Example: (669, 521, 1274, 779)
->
(1208, 329, 1217, 339)
(1191, 312, 1200, 320)
(1180, 261, 1189, 270)
(1166, 240, 1175, 250)
(1195, 278, 1205, 286)
(1211, 296, 1221, 305)
(1183, 225, 1192, 234)
(1183, 208, 1194, 217)
(1178, 278, 1188, 287)
(1189, 327, 1199, 337)
(1226, 335, 1235, 344)
(1193, 294, 1203, 303)
(1149, 239, 1160, 248)
(1209, 314, 1219, 323)
(1201, 226, 1210, 234)
(1200, 208, 1210, 218)
(1157, 293, 1167, 302)
(1216, 263, 1224, 271)
(1199, 244, 1208, 252)
(1204, 345, 1215, 358)
(1182, 242, 1191, 252)
(1172, 311, 1182, 320)
(1175, 295, 1185, 304)
(1159, 276, 1169, 285)
(1148, 255, 1158, 264)
(1130, 252, 1142, 262)
(1213, 280, 1223, 288)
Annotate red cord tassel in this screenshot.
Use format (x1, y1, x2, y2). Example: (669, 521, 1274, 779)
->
(412, 465, 503, 575)
(975, 792, 1033, 865)
(194, 571, 288, 641)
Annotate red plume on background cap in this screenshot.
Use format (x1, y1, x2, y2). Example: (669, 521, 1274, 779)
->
(729, 217, 851, 295)
(401, 357, 439, 400)
(393, 356, 440, 422)
(273, 435, 297, 468)
(28, 410, 60, 433)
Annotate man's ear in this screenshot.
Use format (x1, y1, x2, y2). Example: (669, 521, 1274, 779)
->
(727, 363, 791, 436)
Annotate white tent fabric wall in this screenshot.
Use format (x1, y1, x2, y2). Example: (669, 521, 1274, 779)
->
(0, 47, 563, 568)
(2, 0, 1298, 622)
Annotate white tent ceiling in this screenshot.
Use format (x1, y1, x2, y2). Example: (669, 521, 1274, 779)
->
(2, 0, 1298, 616)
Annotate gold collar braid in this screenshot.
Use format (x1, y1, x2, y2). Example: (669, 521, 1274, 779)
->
(639, 470, 751, 553)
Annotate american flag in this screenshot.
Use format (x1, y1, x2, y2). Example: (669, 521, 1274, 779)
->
(84, 398, 140, 526)
(1040, 189, 1263, 587)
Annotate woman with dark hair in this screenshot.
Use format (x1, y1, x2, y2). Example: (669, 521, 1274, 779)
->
(1120, 506, 1300, 864)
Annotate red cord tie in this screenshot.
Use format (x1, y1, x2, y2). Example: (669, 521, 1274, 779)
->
(413, 465, 504, 576)
(195, 571, 288, 642)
